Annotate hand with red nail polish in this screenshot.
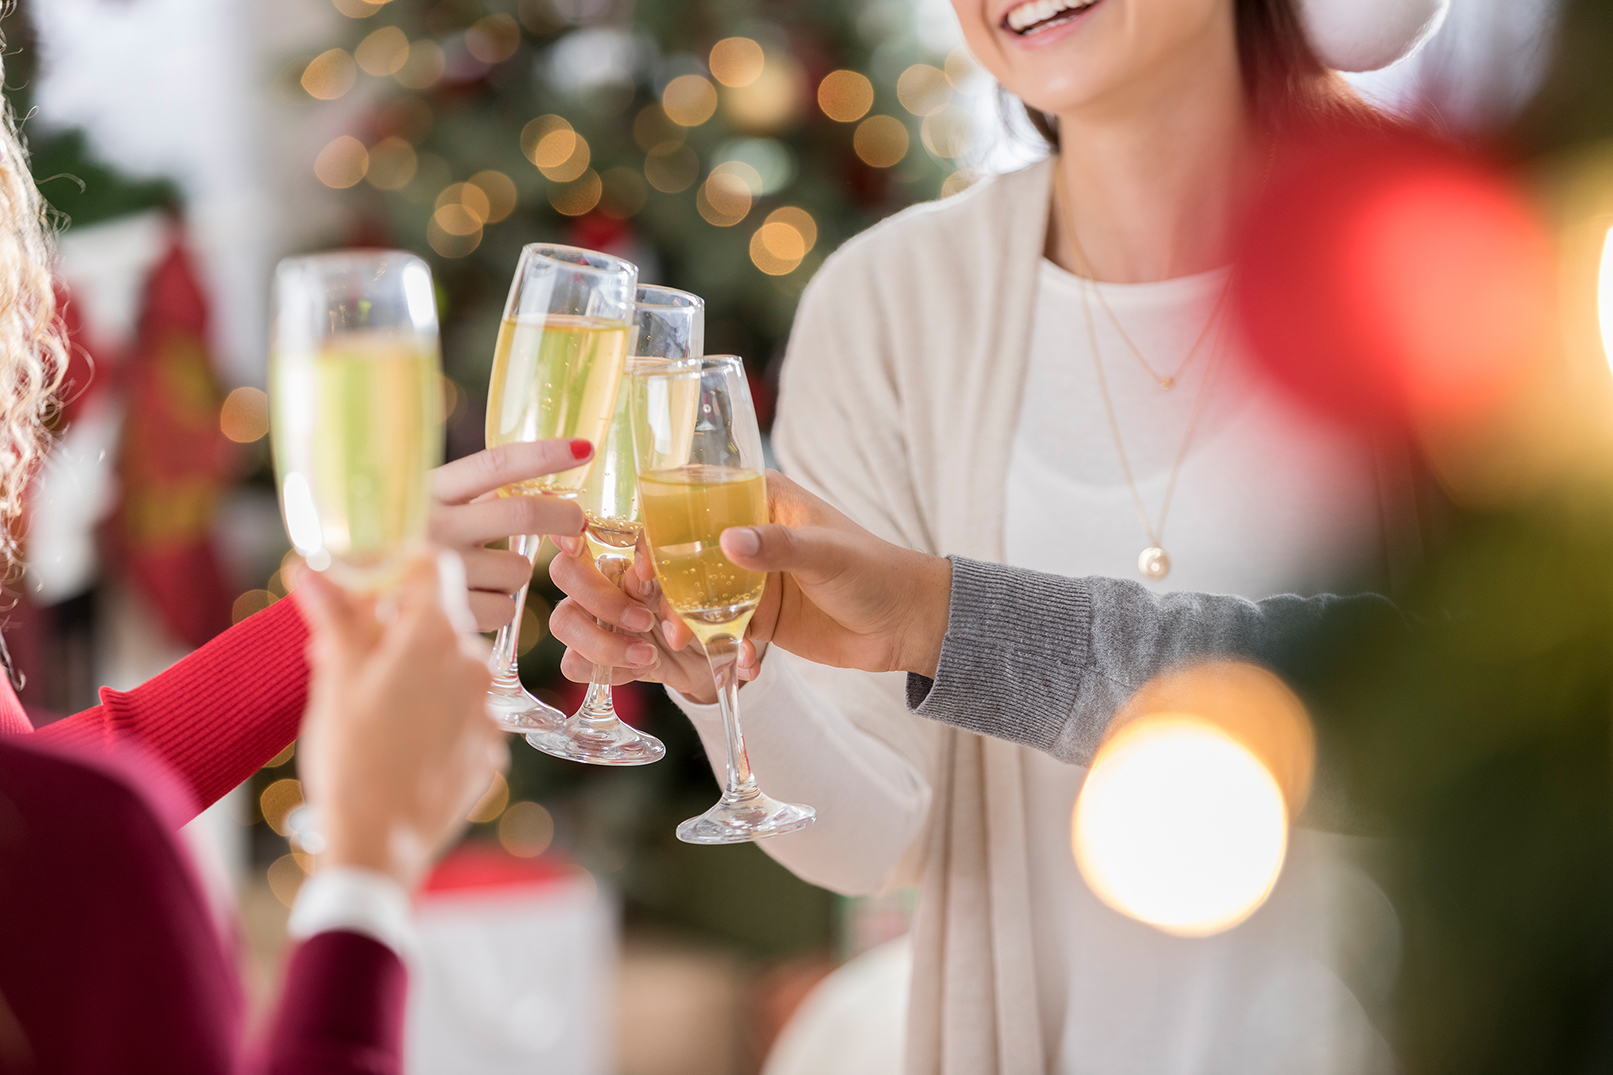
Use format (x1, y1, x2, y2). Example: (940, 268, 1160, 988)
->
(427, 440, 590, 632)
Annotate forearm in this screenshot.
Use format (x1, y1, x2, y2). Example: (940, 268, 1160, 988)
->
(907, 556, 1405, 765)
(36, 597, 309, 818)
(257, 931, 408, 1075)
(668, 650, 931, 895)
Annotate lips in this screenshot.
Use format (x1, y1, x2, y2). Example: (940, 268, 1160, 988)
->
(1002, 0, 1101, 35)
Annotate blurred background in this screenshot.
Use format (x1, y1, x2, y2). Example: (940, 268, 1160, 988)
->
(0, 0, 1574, 1071)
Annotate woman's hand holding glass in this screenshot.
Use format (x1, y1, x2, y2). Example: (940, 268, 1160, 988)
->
(548, 470, 955, 688)
(296, 555, 506, 892)
(428, 440, 589, 632)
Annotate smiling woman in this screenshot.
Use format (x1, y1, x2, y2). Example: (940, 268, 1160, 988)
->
(545, 0, 1446, 1071)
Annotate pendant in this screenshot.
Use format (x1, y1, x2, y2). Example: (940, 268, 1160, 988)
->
(1138, 546, 1170, 580)
(1160, 377, 1174, 390)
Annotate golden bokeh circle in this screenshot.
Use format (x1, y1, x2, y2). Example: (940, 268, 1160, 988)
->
(817, 69, 874, 123)
(709, 37, 765, 88)
(853, 115, 909, 168)
(662, 74, 719, 127)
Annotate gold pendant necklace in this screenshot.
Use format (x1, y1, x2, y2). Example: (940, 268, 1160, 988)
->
(1078, 278, 1226, 580)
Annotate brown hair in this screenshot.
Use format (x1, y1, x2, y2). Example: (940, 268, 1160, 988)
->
(1022, 0, 1371, 147)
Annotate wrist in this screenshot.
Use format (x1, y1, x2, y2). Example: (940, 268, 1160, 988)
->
(895, 553, 952, 679)
(322, 820, 430, 892)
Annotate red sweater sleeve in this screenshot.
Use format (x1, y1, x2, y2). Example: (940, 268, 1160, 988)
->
(33, 597, 310, 818)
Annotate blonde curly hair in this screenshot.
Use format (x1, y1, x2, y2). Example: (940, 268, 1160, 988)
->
(0, 73, 69, 571)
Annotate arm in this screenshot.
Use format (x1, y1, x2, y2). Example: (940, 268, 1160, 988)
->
(33, 441, 587, 822)
(907, 556, 1404, 765)
(711, 474, 1408, 766)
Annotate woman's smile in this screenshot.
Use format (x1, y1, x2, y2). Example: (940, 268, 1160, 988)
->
(999, 0, 1109, 48)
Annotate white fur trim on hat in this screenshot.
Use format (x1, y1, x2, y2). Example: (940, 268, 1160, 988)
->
(1297, 0, 1451, 73)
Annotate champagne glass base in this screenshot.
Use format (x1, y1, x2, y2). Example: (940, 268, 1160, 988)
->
(525, 717, 666, 766)
(486, 685, 565, 733)
(675, 793, 816, 845)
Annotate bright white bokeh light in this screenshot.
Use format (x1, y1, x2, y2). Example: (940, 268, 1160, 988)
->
(1073, 718, 1289, 938)
(1598, 225, 1613, 370)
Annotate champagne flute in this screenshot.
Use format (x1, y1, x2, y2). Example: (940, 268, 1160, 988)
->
(629, 355, 816, 843)
(483, 244, 636, 732)
(270, 250, 443, 592)
(526, 285, 703, 765)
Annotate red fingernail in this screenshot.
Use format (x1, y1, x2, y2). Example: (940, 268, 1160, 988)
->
(569, 439, 592, 460)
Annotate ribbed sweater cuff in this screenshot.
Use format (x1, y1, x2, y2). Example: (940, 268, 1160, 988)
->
(905, 556, 1092, 755)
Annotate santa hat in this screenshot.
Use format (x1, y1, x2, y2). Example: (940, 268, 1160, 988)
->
(1299, 0, 1450, 73)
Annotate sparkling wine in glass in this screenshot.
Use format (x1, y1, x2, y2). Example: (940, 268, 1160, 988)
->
(270, 250, 443, 592)
(526, 285, 703, 765)
(483, 244, 636, 732)
(630, 355, 816, 843)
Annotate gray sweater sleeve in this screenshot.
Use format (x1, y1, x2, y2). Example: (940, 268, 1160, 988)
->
(905, 556, 1399, 765)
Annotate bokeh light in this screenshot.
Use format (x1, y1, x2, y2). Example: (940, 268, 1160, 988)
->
(267, 854, 307, 907)
(750, 221, 806, 275)
(697, 170, 752, 226)
(301, 49, 357, 100)
(395, 39, 445, 89)
(817, 70, 873, 123)
(662, 74, 718, 127)
(518, 599, 546, 656)
(366, 136, 418, 190)
(644, 142, 699, 193)
(944, 48, 984, 93)
(709, 37, 765, 88)
(921, 107, 973, 159)
(355, 26, 409, 76)
(438, 182, 491, 224)
(1072, 661, 1314, 937)
(853, 115, 908, 168)
(428, 202, 482, 258)
(721, 57, 803, 133)
(332, 0, 386, 17)
(467, 771, 511, 823)
(897, 64, 950, 116)
(941, 169, 978, 198)
(465, 13, 521, 64)
(1236, 129, 1555, 428)
(1074, 718, 1289, 937)
(232, 589, 276, 624)
(1597, 226, 1613, 369)
(549, 169, 603, 216)
(499, 801, 555, 857)
(261, 778, 304, 837)
(314, 136, 369, 188)
(220, 386, 269, 443)
(469, 170, 518, 222)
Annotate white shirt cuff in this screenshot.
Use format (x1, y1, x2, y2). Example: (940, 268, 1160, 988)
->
(287, 865, 419, 963)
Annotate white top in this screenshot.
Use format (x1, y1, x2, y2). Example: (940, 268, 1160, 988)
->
(1010, 259, 1392, 1072)
(672, 258, 1397, 1074)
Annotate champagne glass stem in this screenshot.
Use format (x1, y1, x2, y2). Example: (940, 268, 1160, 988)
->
(490, 533, 541, 689)
(577, 640, 619, 722)
(703, 634, 759, 803)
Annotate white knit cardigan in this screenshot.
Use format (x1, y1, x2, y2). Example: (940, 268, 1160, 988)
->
(772, 157, 1061, 1075)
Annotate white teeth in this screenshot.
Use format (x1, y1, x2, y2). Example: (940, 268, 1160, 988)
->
(1005, 0, 1092, 32)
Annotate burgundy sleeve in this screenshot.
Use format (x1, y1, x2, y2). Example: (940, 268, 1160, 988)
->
(259, 932, 408, 1075)
(32, 597, 310, 818)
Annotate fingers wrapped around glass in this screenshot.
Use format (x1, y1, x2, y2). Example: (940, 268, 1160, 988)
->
(482, 244, 637, 732)
(627, 355, 816, 843)
(525, 285, 704, 765)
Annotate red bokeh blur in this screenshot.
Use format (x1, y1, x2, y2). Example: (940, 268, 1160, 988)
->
(1234, 126, 1556, 431)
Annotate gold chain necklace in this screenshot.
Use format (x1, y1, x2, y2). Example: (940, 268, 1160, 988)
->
(1053, 156, 1246, 390)
(1078, 277, 1227, 580)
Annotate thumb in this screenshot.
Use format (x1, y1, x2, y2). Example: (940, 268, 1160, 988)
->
(720, 524, 842, 583)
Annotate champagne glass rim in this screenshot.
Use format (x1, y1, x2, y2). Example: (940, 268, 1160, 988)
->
(630, 353, 741, 378)
(521, 242, 636, 277)
(276, 248, 426, 274)
(635, 284, 703, 311)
